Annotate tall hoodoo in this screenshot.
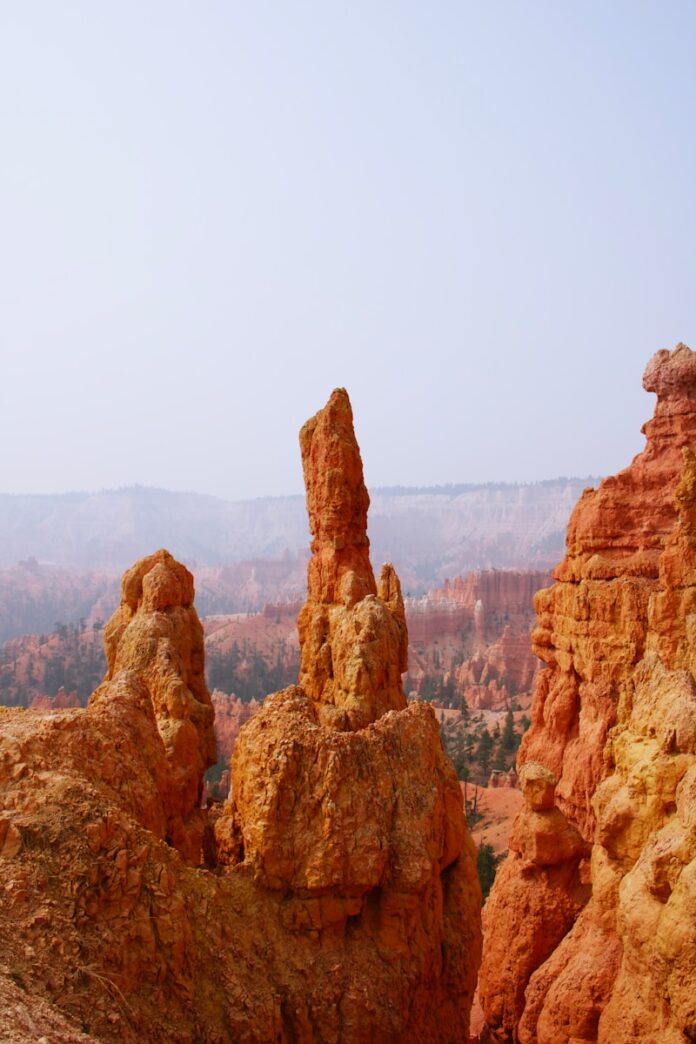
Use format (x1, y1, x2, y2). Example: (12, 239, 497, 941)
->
(94, 548, 216, 861)
(297, 387, 408, 727)
(216, 387, 481, 1038)
(480, 343, 696, 1043)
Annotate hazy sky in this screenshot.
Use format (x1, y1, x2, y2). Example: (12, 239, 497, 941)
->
(1, 3, 694, 500)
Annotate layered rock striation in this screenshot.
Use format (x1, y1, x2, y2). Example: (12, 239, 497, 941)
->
(479, 343, 696, 1042)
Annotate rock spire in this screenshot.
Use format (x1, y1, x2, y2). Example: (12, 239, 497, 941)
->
(216, 387, 481, 1037)
(94, 548, 216, 862)
(297, 387, 408, 727)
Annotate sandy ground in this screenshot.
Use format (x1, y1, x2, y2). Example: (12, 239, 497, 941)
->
(463, 782, 523, 857)
(462, 782, 524, 1039)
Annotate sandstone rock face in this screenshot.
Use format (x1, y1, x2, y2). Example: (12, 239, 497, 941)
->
(479, 343, 696, 1042)
(216, 387, 482, 1039)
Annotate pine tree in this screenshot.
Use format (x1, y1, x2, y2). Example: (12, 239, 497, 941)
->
(477, 843, 500, 901)
(502, 708, 516, 751)
(477, 729, 493, 778)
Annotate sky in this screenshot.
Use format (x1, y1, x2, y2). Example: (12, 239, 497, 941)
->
(1, 2, 695, 500)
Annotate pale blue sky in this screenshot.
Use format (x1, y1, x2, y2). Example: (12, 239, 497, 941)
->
(1, 2, 694, 499)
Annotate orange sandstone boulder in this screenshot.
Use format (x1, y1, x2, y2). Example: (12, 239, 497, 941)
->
(479, 343, 696, 1042)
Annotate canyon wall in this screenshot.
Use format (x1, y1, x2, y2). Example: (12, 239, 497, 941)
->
(479, 343, 696, 1042)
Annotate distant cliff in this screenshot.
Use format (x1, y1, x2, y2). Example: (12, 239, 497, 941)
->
(0, 478, 593, 578)
(0, 479, 591, 640)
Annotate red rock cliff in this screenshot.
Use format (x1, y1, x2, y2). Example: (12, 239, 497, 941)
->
(479, 343, 696, 1042)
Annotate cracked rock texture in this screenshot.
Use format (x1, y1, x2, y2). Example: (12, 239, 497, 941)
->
(479, 343, 696, 1042)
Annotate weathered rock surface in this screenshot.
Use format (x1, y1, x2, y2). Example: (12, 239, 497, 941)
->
(0, 391, 481, 1042)
(479, 343, 696, 1042)
(215, 387, 482, 1039)
(95, 549, 216, 862)
(296, 389, 409, 729)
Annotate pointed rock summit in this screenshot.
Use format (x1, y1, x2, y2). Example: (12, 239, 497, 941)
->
(480, 343, 696, 1043)
(215, 387, 481, 1037)
(300, 387, 375, 605)
(298, 388, 408, 727)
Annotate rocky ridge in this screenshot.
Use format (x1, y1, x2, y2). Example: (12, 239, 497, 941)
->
(479, 343, 696, 1042)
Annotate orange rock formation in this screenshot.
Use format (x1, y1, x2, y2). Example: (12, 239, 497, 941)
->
(479, 343, 696, 1042)
(215, 387, 482, 1036)
(96, 549, 216, 862)
(296, 388, 409, 728)
(0, 391, 482, 1042)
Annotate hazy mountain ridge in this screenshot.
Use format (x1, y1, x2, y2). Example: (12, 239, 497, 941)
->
(0, 477, 595, 571)
(0, 478, 595, 639)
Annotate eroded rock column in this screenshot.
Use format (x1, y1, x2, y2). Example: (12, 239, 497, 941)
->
(216, 387, 482, 1040)
(92, 548, 216, 862)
